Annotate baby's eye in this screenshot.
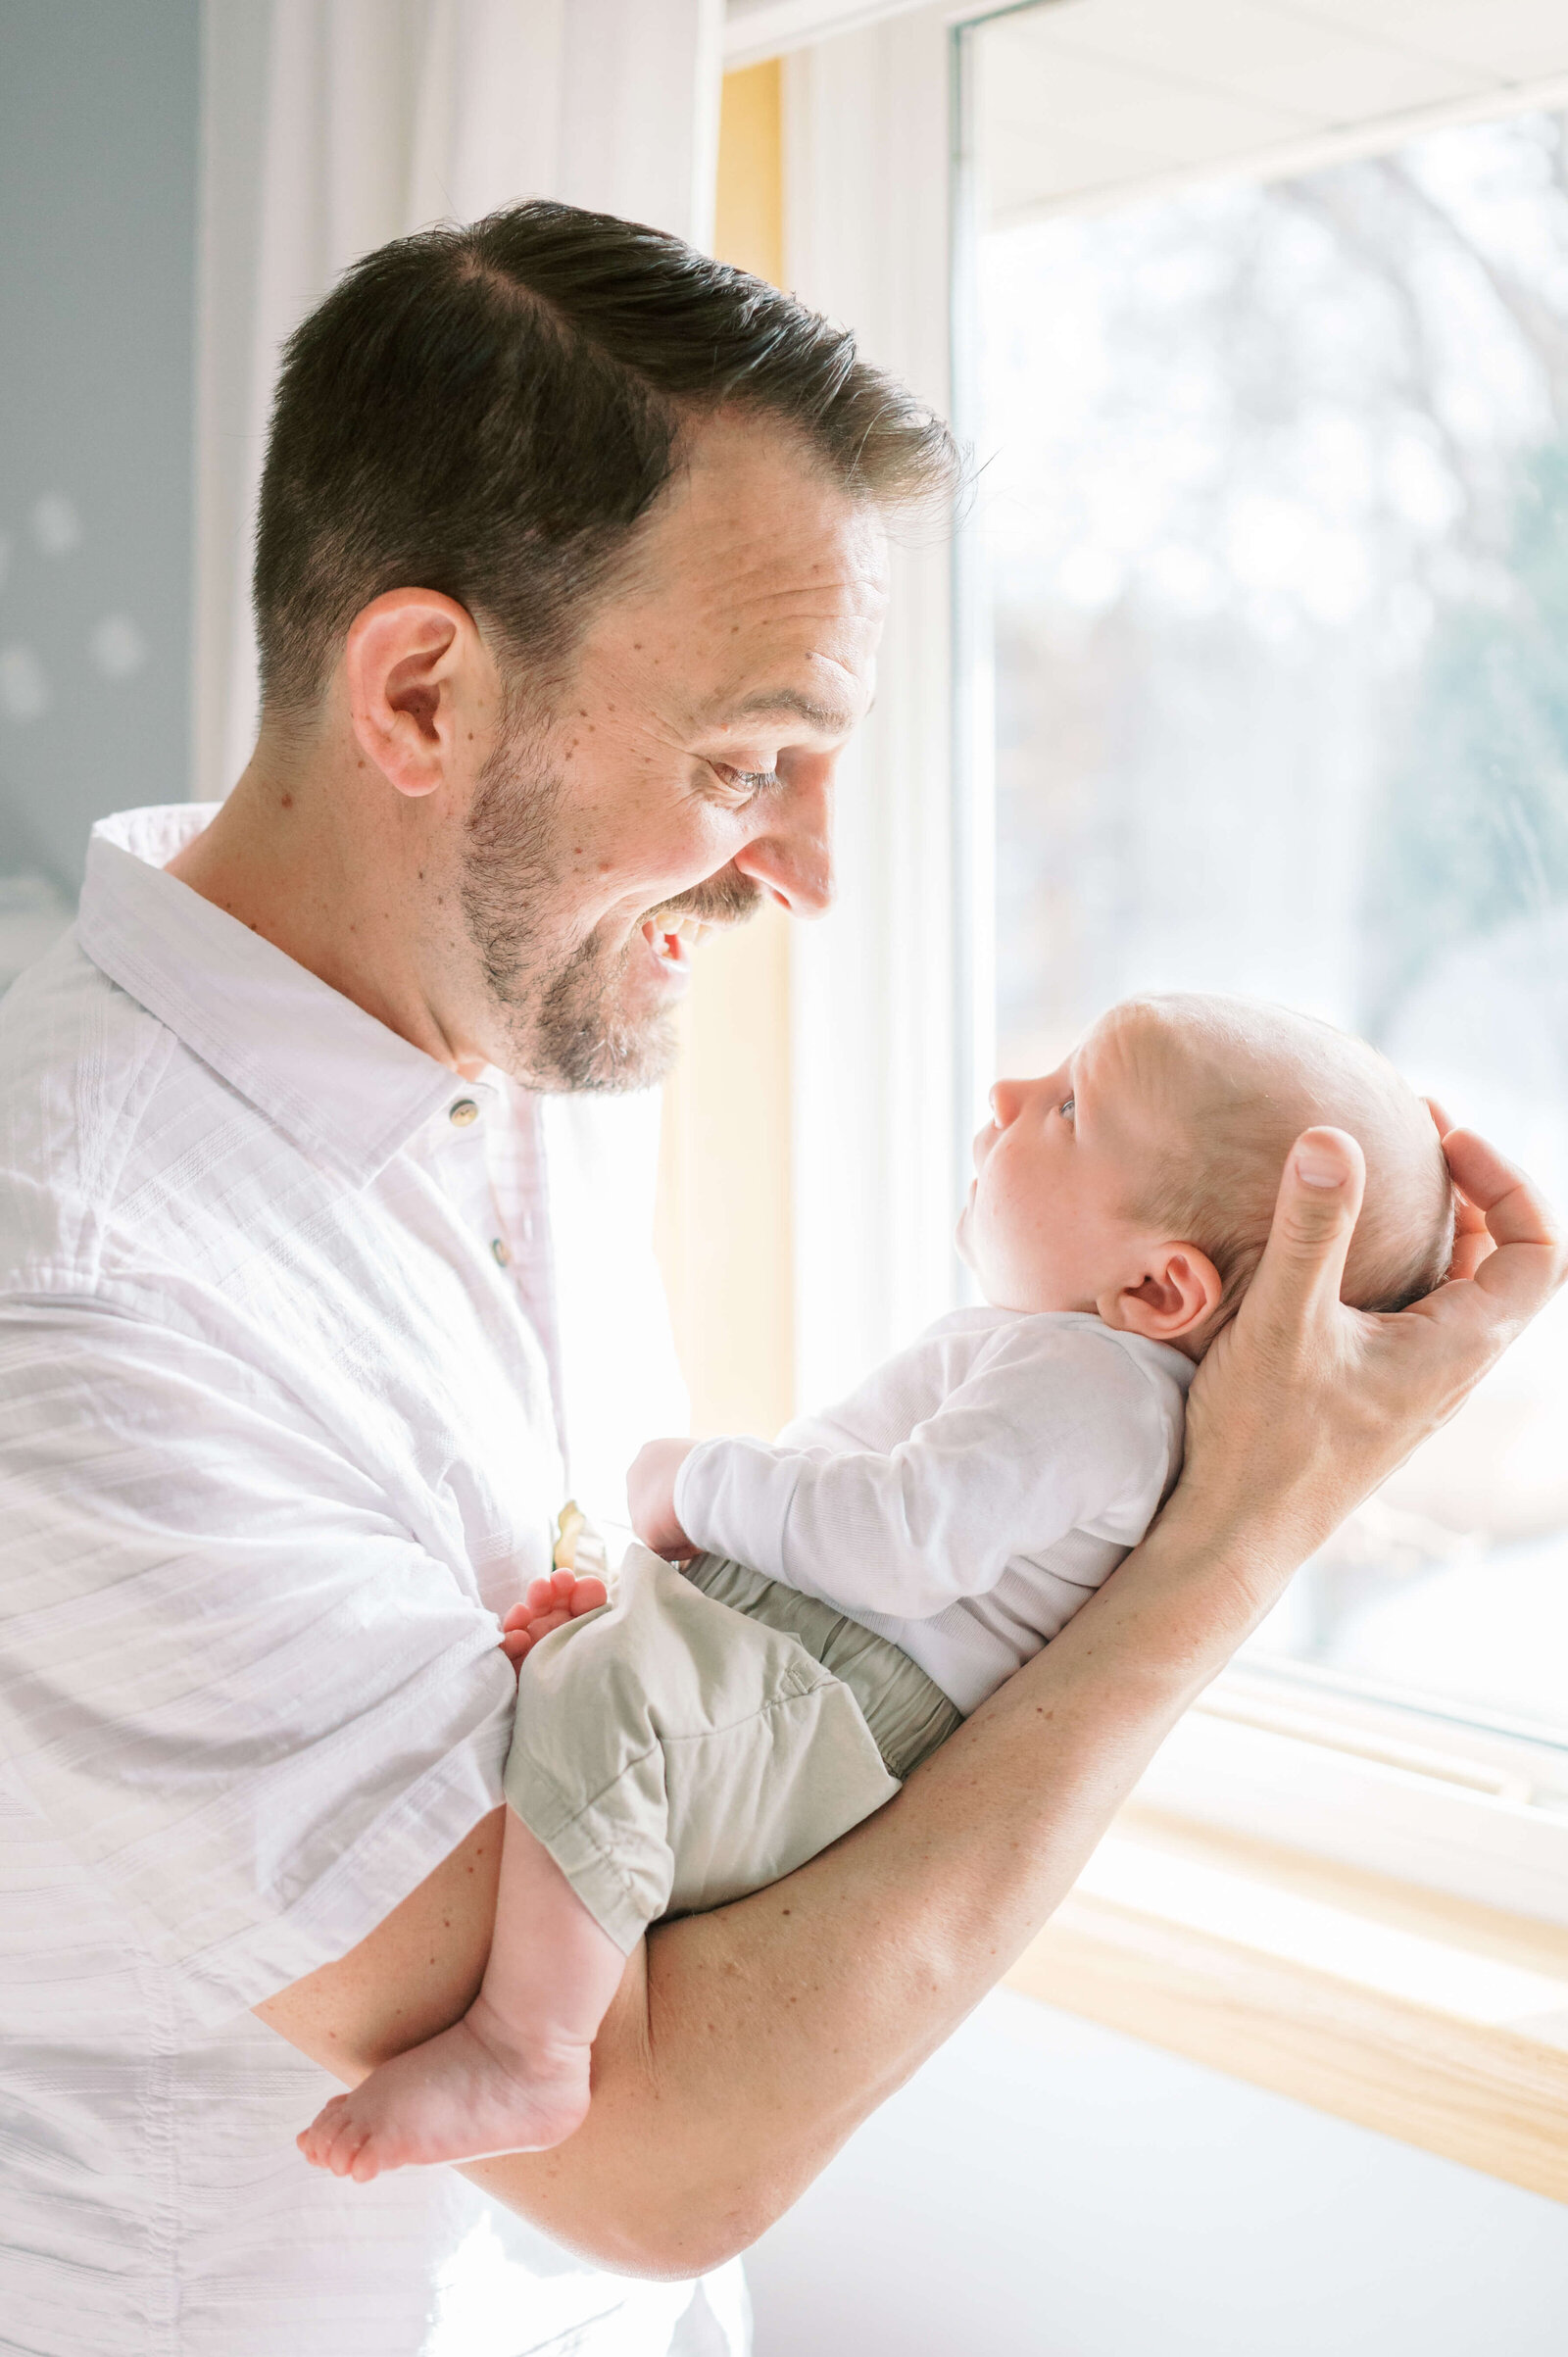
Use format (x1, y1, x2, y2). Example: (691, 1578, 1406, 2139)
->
(1059, 1095, 1075, 1121)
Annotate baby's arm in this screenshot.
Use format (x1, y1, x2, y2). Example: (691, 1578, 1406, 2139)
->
(644, 1328, 1172, 1622)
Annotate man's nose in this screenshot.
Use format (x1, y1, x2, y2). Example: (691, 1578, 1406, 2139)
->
(733, 773, 836, 918)
(989, 1079, 1024, 1127)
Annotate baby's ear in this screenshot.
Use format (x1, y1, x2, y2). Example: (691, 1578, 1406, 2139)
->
(1100, 1244, 1223, 1346)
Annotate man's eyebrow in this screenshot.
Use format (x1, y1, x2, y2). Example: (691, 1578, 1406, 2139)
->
(701, 687, 863, 735)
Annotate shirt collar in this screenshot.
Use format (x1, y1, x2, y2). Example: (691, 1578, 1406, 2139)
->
(77, 805, 482, 1186)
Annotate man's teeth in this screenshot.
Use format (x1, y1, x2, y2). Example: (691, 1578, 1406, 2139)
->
(650, 916, 714, 955)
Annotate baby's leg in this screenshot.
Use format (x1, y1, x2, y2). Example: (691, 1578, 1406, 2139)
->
(298, 1807, 625, 2182)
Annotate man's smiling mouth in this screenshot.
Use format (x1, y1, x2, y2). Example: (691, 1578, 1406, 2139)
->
(642, 913, 717, 972)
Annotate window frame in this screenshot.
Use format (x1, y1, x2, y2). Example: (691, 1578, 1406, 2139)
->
(780, 0, 1568, 1929)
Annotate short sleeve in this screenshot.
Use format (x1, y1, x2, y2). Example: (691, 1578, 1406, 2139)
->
(0, 1302, 516, 2030)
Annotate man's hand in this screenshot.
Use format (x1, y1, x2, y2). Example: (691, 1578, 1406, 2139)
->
(1173, 1118, 1565, 1628)
(627, 1437, 699, 1560)
(500, 1569, 608, 1667)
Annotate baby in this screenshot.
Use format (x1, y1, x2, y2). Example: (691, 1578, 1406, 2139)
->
(300, 993, 1454, 2181)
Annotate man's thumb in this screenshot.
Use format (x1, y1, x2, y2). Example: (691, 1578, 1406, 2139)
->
(1249, 1126, 1366, 1329)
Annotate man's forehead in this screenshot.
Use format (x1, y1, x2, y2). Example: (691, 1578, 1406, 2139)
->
(696, 683, 868, 736)
(631, 419, 889, 599)
(577, 418, 890, 718)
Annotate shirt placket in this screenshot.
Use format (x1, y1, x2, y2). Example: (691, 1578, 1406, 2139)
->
(434, 1077, 570, 1481)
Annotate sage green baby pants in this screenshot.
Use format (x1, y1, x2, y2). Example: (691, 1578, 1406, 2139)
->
(503, 1543, 963, 1954)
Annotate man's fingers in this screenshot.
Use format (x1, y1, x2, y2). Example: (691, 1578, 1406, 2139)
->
(1243, 1126, 1366, 1342)
(1431, 1129, 1565, 1324)
(1442, 1128, 1560, 1242)
(1446, 1212, 1494, 1284)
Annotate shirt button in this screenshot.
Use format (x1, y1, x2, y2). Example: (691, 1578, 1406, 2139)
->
(448, 1098, 480, 1128)
(492, 1237, 512, 1267)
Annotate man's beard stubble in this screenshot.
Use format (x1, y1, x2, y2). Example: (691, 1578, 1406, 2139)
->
(460, 724, 762, 1095)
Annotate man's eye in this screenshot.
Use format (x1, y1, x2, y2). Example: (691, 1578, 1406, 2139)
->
(710, 761, 780, 800)
(1059, 1096, 1075, 1120)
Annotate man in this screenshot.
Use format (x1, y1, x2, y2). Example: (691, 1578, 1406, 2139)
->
(0, 202, 1558, 2357)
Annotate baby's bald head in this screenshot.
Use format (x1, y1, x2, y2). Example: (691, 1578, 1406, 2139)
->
(1102, 995, 1455, 1333)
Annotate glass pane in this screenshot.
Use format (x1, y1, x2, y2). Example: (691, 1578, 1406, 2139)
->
(966, 62, 1568, 1736)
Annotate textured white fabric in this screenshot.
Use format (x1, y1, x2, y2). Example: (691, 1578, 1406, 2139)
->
(0, 804, 732, 2356)
(674, 1307, 1195, 1717)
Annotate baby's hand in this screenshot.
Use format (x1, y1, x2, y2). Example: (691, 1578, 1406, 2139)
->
(627, 1437, 699, 1561)
(500, 1570, 608, 1669)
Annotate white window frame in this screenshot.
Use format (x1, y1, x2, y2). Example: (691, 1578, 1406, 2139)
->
(776, 0, 1568, 1929)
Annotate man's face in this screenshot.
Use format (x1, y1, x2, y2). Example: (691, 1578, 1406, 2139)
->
(462, 414, 889, 1091)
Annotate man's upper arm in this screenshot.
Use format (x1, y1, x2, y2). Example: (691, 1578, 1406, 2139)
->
(0, 1301, 514, 2030)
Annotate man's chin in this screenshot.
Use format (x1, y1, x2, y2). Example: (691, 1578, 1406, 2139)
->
(522, 1002, 680, 1096)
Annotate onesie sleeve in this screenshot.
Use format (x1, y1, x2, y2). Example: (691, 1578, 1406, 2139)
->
(673, 1323, 1180, 1621)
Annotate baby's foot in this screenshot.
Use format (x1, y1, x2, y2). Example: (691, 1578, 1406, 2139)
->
(499, 1568, 608, 1666)
(297, 1999, 591, 2182)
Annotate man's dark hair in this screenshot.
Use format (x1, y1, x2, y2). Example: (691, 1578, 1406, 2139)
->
(254, 199, 959, 718)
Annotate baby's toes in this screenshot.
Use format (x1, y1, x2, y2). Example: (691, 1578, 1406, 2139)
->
(298, 2097, 346, 2170)
(325, 2114, 374, 2180)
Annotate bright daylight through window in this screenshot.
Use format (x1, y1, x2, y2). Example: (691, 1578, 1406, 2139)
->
(963, 28, 1568, 1743)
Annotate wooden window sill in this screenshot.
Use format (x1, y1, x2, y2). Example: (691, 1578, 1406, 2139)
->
(1005, 1806, 1568, 2202)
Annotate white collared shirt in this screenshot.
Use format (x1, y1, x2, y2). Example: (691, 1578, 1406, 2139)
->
(0, 807, 741, 2357)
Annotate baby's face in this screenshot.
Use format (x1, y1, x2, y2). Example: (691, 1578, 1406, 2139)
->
(958, 995, 1451, 1334)
(957, 1009, 1162, 1316)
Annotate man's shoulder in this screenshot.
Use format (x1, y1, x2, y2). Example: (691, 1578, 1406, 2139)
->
(0, 933, 190, 1292)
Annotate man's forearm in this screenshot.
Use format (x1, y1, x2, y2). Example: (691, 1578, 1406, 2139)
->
(466, 1498, 1262, 2276)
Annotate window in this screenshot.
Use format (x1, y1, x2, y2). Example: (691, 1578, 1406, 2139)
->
(962, 45, 1568, 1755)
(780, 0, 1568, 1910)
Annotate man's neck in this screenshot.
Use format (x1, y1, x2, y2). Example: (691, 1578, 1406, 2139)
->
(169, 739, 486, 1077)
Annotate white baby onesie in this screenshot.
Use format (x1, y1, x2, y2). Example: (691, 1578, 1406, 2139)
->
(672, 1307, 1195, 1716)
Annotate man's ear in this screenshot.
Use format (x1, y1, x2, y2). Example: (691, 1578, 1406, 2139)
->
(341, 589, 493, 800)
(1099, 1243, 1223, 1346)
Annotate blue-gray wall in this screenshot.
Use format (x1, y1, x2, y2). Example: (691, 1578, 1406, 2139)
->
(0, 0, 200, 894)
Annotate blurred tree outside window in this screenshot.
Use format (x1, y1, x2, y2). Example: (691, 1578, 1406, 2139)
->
(973, 104, 1568, 1735)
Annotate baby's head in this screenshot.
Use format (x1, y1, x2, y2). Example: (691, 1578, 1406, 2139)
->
(956, 994, 1455, 1357)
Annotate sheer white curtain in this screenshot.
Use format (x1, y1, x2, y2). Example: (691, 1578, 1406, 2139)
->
(195, 0, 724, 800)
(192, 0, 727, 1524)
